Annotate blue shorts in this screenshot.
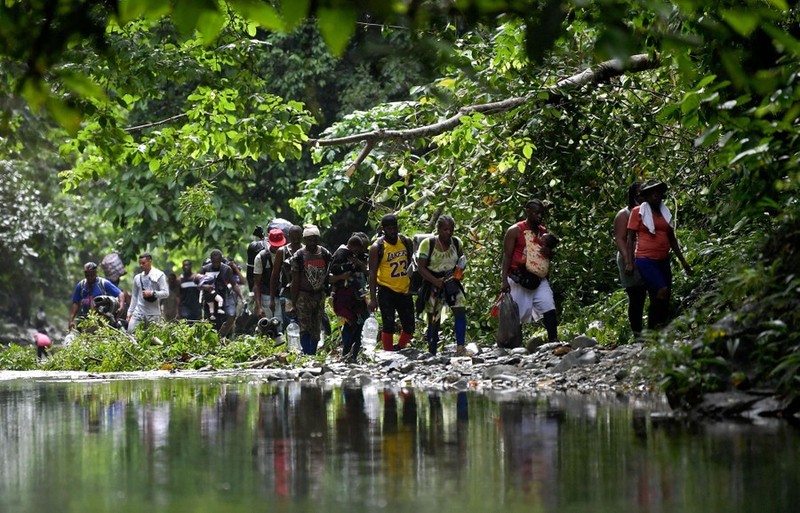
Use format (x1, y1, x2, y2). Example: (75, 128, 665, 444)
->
(635, 258, 672, 291)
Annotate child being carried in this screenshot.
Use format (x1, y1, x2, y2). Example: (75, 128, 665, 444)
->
(195, 273, 225, 321)
(525, 232, 559, 278)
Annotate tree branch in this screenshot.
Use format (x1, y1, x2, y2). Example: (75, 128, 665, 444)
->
(125, 112, 190, 132)
(308, 54, 660, 150)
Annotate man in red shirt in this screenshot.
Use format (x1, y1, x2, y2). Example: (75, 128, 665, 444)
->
(500, 199, 558, 343)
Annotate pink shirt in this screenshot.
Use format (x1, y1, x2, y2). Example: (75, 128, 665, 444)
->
(35, 332, 52, 347)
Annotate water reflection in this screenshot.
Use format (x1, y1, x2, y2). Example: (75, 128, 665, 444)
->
(0, 377, 798, 513)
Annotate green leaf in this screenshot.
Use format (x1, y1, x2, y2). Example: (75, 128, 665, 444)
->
(316, 7, 357, 56)
(229, 0, 284, 31)
(57, 71, 108, 102)
(173, 0, 223, 42)
(46, 97, 82, 135)
(720, 9, 760, 37)
(694, 125, 719, 147)
(764, 0, 789, 9)
(730, 143, 770, 164)
(118, 0, 171, 22)
(763, 23, 800, 56)
(523, 143, 534, 159)
(282, 0, 311, 31)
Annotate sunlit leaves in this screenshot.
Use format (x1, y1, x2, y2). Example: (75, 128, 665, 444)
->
(178, 181, 218, 228)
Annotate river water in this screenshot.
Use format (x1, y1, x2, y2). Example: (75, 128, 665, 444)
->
(1, 375, 797, 513)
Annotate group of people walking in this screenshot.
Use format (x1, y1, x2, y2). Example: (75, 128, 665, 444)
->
(67, 182, 691, 359)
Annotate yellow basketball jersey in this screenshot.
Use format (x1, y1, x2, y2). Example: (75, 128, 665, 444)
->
(377, 238, 411, 293)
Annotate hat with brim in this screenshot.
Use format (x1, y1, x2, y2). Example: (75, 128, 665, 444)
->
(303, 225, 320, 238)
(268, 229, 287, 247)
(640, 179, 668, 195)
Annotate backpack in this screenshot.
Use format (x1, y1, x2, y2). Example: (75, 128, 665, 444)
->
(255, 248, 273, 291)
(278, 245, 297, 295)
(80, 277, 108, 297)
(100, 253, 126, 282)
(409, 234, 463, 295)
(78, 278, 109, 315)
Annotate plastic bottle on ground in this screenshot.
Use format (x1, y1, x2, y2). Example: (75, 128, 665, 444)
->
(286, 320, 301, 353)
(361, 314, 379, 355)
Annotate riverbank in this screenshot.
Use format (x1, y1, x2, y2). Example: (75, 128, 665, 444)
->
(0, 334, 656, 395)
(3, 318, 796, 420)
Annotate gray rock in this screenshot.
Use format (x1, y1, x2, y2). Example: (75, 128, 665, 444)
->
(484, 365, 520, 378)
(537, 342, 563, 352)
(571, 335, 598, 349)
(443, 371, 464, 383)
(491, 374, 519, 383)
(486, 347, 508, 358)
(550, 349, 599, 373)
(577, 350, 599, 364)
(526, 336, 547, 351)
(497, 355, 522, 366)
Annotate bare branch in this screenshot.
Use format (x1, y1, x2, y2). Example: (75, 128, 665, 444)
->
(345, 140, 375, 177)
(308, 54, 660, 149)
(125, 112, 189, 132)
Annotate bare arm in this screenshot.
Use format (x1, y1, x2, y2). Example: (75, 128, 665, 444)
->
(668, 229, 693, 274)
(116, 291, 126, 314)
(625, 229, 637, 274)
(613, 209, 629, 257)
(232, 280, 244, 302)
(68, 302, 79, 330)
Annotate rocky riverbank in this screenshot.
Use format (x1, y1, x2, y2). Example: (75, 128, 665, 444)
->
(3, 324, 796, 421)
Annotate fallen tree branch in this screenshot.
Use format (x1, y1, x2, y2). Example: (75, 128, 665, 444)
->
(308, 53, 660, 151)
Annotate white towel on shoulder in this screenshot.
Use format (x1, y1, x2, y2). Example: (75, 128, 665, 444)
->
(639, 202, 673, 234)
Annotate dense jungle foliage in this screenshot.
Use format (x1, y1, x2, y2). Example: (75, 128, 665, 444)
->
(0, 1, 798, 410)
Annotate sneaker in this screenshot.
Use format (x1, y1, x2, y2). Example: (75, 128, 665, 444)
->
(455, 346, 467, 357)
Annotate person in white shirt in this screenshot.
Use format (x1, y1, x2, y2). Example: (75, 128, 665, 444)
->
(127, 252, 169, 333)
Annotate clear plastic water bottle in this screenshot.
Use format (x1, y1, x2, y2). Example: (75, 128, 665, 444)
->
(286, 320, 301, 353)
(361, 314, 379, 354)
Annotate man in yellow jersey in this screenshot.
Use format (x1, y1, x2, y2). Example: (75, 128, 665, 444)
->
(368, 214, 415, 351)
